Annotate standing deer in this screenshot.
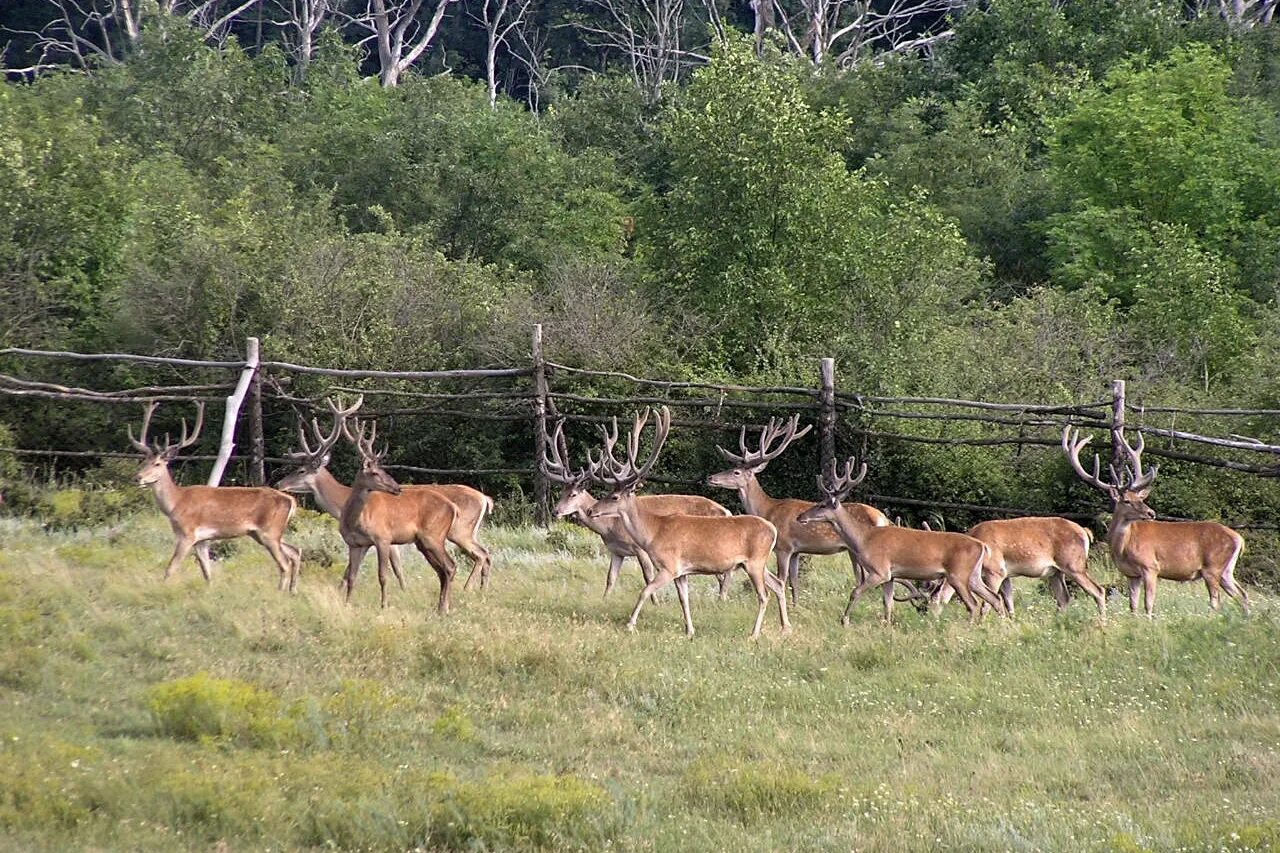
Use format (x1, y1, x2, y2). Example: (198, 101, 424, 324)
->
(276, 398, 495, 590)
(584, 407, 790, 639)
(338, 416, 458, 613)
(707, 414, 890, 603)
(543, 419, 735, 600)
(931, 517, 1107, 617)
(129, 401, 301, 591)
(1062, 427, 1248, 617)
(797, 457, 1006, 624)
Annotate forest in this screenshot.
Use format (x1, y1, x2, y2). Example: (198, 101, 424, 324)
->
(3, 0, 1280, 534)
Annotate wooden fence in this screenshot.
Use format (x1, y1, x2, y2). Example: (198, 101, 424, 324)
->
(3, 326, 1279, 528)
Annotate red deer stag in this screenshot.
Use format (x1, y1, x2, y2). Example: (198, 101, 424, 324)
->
(583, 407, 790, 639)
(276, 398, 495, 590)
(129, 401, 301, 590)
(932, 517, 1107, 617)
(337, 416, 458, 613)
(542, 418, 734, 600)
(707, 414, 890, 603)
(1062, 427, 1247, 617)
(797, 457, 1006, 624)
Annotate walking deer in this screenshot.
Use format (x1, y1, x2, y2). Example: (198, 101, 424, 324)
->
(543, 419, 734, 600)
(797, 457, 1006, 624)
(583, 407, 790, 639)
(129, 401, 301, 591)
(707, 414, 890, 603)
(1062, 427, 1248, 617)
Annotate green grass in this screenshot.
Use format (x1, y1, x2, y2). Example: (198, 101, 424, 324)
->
(1, 511, 1278, 851)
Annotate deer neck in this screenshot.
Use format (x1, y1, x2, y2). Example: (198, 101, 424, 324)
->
(148, 466, 183, 517)
(570, 493, 612, 537)
(826, 507, 873, 562)
(341, 480, 378, 533)
(1107, 506, 1141, 555)
(311, 468, 353, 518)
(614, 496, 655, 550)
(739, 474, 778, 518)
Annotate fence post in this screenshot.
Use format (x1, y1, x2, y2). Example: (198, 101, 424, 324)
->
(248, 349, 266, 487)
(208, 336, 259, 487)
(1110, 378, 1126, 478)
(818, 357, 837, 477)
(532, 324, 550, 527)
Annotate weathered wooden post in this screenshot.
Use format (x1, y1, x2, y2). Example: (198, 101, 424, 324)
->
(208, 337, 259, 487)
(248, 353, 266, 487)
(818, 357, 837, 477)
(1110, 379, 1126, 480)
(532, 324, 550, 527)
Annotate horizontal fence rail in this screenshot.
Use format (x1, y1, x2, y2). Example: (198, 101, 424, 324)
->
(2, 327, 1279, 532)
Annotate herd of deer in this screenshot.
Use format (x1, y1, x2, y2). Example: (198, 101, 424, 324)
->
(124, 398, 1251, 637)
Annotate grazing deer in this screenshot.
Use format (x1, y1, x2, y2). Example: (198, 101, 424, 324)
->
(276, 398, 495, 590)
(931, 517, 1107, 617)
(543, 419, 734, 600)
(797, 457, 1006, 624)
(338, 416, 458, 613)
(129, 401, 301, 591)
(1062, 427, 1248, 617)
(583, 407, 790, 639)
(707, 414, 890, 603)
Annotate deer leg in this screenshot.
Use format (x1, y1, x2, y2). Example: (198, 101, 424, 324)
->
(386, 546, 406, 591)
(193, 542, 214, 583)
(882, 580, 896, 624)
(1048, 572, 1069, 611)
(674, 576, 695, 638)
(634, 550, 666, 605)
(787, 552, 803, 604)
(251, 531, 294, 592)
(762, 569, 791, 634)
(1070, 569, 1107, 618)
(627, 565, 675, 631)
(604, 552, 625, 597)
(1000, 577, 1016, 617)
(717, 569, 732, 601)
(1141, 570, 1158, 618)
(281, 542, 302, 592)
(841, 571, 886, 627)
(1127, 576, 1141, 614)
(163, 537, 196, 580)
(373, 543, 394, 608)
(948, 575, 982, 622)
(774, 547, 796, 604)
(460, 537, 490, 592)
(1204, 574, 1223, 612)
(344, 545, 370, 602)
(416, 538, 456, 615)
(1221, 574, 1250, 613)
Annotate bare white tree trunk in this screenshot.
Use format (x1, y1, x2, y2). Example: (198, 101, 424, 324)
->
(273, 0, 332, 81)
(771, 0, 965, 69)
(353, 0, 456, 87)
(574, 0, 707, 102)
(471, 0, 531, 107)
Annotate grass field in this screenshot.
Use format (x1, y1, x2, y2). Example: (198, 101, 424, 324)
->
(1, 508, 1278, 851)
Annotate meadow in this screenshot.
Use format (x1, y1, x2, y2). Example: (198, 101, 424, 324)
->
(1, 507, 1278, 852)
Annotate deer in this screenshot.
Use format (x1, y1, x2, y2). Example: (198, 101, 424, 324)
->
(337, 415, 458, 613)
(706, 414, 890, 603)
(128, 401, 302, 591)
(542, 419, 735, 601)
(275, 398, 495, 591)
(582, 406, 790, 639)
(1062, 426, 1248, 617)
(797, 456, 1007, 624)
(929, 517, 1107, 617)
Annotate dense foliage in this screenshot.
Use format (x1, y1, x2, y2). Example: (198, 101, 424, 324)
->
(2, 2, 1279, 532)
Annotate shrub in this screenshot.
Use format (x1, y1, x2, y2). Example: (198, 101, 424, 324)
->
(147, 673, 300, 748)
(431, 705, 479, 744)
(433, 773, 615, 849)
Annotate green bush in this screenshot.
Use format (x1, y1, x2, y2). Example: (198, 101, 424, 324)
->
(147, 673, 300, 748)
(433, 772, 616, 850)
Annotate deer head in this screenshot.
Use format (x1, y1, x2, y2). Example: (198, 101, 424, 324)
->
(276, 395, 364, 493)
(796, 456, 867, 525)
(543, 418, 596, 518)
(128, 401, 205, 486)
(583, 406, 672, 520)
(1062, 426, 1157, 522)
(706, 414, 812, 490)
(342, 415, 402, 497)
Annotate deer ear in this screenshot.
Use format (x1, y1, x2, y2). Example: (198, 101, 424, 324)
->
(1130, 486, 1152, 500)
(749, 462, 768, 475)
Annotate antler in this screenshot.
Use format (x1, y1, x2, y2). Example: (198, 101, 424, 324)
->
(543, 418, 586, 485)
(1118, 429, 1157, 492)
(288, 395, 363, 464)
(587, 406, 672, 491)
(815, 456, 868, 504)
(716, 414, 813, 469)
(342, 415, 386, 463)
(127, 400, 159, 453)
(1062, 426, 1157, 494)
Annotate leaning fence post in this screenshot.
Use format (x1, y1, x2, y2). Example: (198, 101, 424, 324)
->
(818, 357, 837, 477)
(248, 348, 266, 487)
(532, 324, 550, 527)
(1110, 379, 1126, 479)
(208, 337, 259, 487)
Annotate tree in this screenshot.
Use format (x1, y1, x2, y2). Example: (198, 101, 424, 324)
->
(350, 0, 457, 86)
